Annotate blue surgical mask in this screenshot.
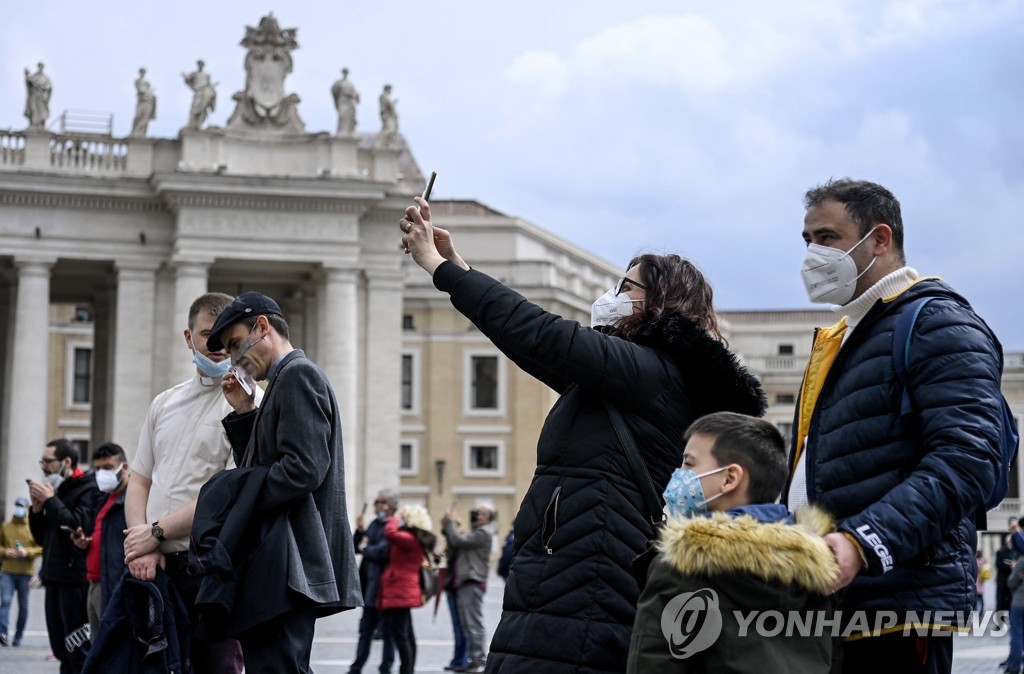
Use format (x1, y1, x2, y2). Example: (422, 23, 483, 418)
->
(192, 349, 231, 378)
(663, 467, 727, 518)
(376, 510, 388, 522)
(12, 505, 26, 518)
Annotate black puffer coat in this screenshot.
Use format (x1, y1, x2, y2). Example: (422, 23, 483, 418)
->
(789, 279, 1003, 623)
(432, 262, 766, 674)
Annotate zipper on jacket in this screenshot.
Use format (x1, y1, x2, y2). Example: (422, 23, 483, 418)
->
(541, 487, 562, 555)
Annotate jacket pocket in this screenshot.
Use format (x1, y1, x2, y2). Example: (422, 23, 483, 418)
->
(541, 486, 562, 555)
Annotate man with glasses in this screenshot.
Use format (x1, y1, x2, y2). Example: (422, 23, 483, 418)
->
(206, 291, 361, 673)
(349, 489, 397, 674)
(27, 439, 103, 673)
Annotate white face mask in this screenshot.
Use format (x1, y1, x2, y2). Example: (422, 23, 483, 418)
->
(95, 464, 125, 493)
(801, 227, 878, 305)
(590, 288, 644, 328)
(43, 472, 65, 490)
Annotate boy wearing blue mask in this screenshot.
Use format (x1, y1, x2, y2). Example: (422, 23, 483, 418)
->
(627, 412, 839, 673)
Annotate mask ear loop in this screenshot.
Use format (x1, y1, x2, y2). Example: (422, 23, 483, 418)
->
(839, 226, 880, 290)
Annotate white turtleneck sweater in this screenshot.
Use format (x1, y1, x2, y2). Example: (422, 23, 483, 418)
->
(787, 266, 920, 512)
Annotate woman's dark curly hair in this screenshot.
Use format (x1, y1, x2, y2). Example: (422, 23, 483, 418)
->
(608, 253, 723, 343)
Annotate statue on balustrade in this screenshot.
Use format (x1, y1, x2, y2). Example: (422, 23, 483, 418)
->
(331, 67, 359, 136)
(226, 13, 305, 134)
(24, 62, 52, 130)
(183, 60, 216, 130)
(377, 84, 398, 147)
(130, 67, 157, 137)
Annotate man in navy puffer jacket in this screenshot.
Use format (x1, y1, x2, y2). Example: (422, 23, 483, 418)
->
(788, 178, 1004, 674)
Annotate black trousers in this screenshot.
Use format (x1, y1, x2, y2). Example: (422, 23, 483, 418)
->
(382, 608, 416, 674)
(238, 609, 317, 674)
(44, 582, 89, 674)
(164, 552, 244, 674)
(842, 633, 953, 674)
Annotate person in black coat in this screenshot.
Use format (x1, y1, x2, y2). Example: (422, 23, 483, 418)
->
(207, 291, 363, 674)
(349, 489, 397, 674)
(28, 439, 104, 674)
(496, 530, 514, 581)
(999, 531, 1020, 613)
(72, 442, 130, 639)
(401, 199, 767, 674)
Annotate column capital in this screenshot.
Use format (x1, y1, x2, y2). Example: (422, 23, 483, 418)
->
(364, 267, 405, 291)
(171, 259, 212, 279)
(321, 265, 360, 284)
(13, 256, 57, 275)
(114, 258, 162, 277)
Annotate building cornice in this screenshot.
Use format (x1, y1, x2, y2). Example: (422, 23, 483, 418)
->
(0, 190, 166, 212)
(161, 192, 368, 213)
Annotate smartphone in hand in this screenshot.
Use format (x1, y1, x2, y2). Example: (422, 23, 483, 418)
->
(59, 525, 76, 536)
(422, 171, 437, 201)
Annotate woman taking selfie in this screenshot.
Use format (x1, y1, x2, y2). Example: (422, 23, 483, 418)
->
(400, 198, 766, 673)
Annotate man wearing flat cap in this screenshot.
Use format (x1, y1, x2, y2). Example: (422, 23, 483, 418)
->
(203, 291, 362, 673)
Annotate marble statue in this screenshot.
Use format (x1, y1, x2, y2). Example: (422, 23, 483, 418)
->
(331, 68, 359, 136)
(226, 13, 305, 133)
(378, 84, 398, 147)
(24, 63, 52, 130)
(183, 60, 216, 130)
(130, 67, 157, 137)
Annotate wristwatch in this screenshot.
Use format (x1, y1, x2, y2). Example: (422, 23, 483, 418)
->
(151, 521, 165, 542)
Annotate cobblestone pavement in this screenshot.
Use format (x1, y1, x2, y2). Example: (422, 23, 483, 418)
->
(0, 577, 1013, 673)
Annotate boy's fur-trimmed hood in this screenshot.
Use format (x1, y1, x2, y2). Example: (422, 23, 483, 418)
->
(631, 313, 767, 418)
(656, 506, 839, 594)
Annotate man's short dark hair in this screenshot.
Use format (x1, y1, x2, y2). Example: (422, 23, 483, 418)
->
(804, 178, 905, 264)
(240, 314, 290, 341)
(683, 412, 787, 504)
(188, 293, 234, 331)
(93, 442, 126, 463)
(47, 438, 79, 468)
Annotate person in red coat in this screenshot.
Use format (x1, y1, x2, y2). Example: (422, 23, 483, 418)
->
(380, 505, 437, 674)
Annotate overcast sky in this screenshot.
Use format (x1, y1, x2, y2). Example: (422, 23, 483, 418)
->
(3, 1, 1022, 347)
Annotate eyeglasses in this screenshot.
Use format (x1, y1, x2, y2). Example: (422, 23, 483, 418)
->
(38, 458, 60, 467)
(374, 499, 387, 504)
(614, 276, 648, 296)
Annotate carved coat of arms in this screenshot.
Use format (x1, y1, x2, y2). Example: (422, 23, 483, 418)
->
(226, 14, 305, 133)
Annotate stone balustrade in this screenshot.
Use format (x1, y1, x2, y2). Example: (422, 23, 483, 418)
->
(0, 128, 402, 184)
(0, 131, 25, 166)
(742, 355, 799, 373)
(50, 135, 128, 171)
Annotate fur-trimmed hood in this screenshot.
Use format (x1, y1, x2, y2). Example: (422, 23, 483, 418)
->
(632, 312, 767, 418)
(656, 506, 839, 594)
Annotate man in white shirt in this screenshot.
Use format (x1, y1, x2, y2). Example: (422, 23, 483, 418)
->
(123, 292, 262, 673)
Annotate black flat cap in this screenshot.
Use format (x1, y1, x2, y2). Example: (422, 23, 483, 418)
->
(207, 291, 284, 352)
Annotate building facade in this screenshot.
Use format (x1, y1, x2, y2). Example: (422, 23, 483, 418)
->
(3, 12, 1020, 539)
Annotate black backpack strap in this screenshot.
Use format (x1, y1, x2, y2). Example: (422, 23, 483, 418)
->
(604, 400, 665, 529)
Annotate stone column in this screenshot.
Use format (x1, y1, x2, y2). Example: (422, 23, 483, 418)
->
(3, 259, 54, 508)
(110, 262, 158, 458)
(169, 260, 210, 385)
(319, 266, 360, 515)
(90, 288, 114, 448)
(0, 270, 13, 484)
(362, 269, 403, 505)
